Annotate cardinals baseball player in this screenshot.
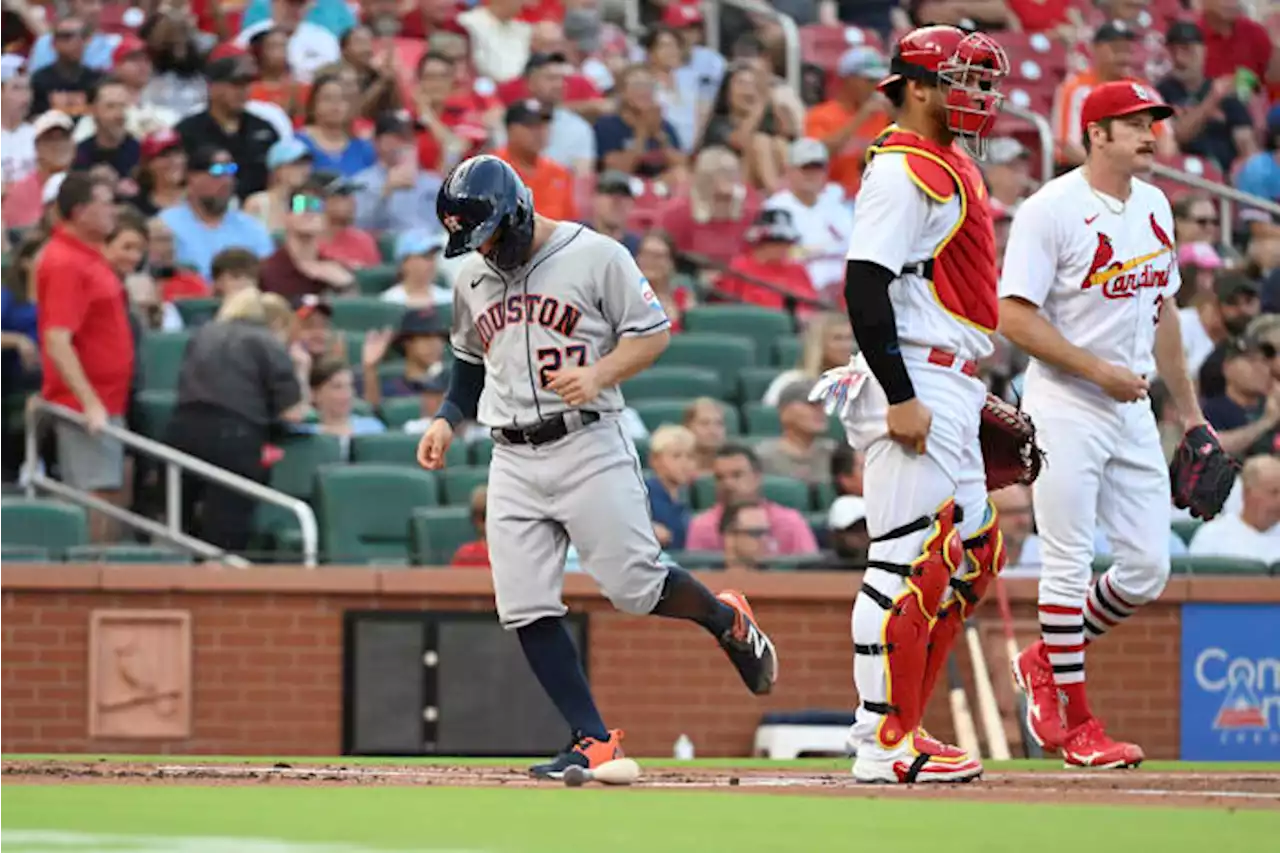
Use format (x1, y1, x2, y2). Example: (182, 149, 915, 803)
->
(810, 25, 1010, 784)
(999, 81, 1206, 768)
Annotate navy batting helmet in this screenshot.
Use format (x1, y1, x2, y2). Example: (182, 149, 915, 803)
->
(437, 155, 535, 271)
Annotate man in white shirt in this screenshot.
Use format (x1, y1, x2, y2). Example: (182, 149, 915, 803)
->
(236, 0, 341, 83)
(765, 138, 855, 295)
(458, 0, 532, 84)
(1189, 455, 1280, 562)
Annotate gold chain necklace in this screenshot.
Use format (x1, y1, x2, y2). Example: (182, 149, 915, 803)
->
(1083, 167, 1127, 216)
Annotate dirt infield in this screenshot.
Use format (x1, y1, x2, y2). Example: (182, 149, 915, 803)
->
(4, 760, 1279, 810)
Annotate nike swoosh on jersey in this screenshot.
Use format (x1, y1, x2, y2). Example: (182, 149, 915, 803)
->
(1085, 214, 1100, 225)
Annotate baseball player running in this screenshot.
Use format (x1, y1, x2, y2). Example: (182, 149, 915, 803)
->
(812, 25, 1010, 784)
(416, 155, 777, 778)
(1000, 81, 1206, 768)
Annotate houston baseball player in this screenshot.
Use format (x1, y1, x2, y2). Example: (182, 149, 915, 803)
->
(999, 81, 1205, 768)
(416, 155, 777, 779)
(810, 25, 1010, 784)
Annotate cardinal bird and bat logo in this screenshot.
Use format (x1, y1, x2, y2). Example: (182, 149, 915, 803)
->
(1080, 213, 1174, 299)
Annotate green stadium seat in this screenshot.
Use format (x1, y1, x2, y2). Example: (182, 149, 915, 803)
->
(743, 402, 782, 436)
(252, 435, 344, 546)
(139, 332, 191, 391)
(737, 366, 783, 402)
(378, 233, 398, 263)
(1172, 556, 1269, 575)
(657, 333, 757, 383)
(132, 389, 176, 441)
(2, 545, 50, 562)
(441, 466, 490, 504)
(1, 498, 88, 556)
(66, 544, 193, 564)
(632, 398, 741, 434)
(469, 438, 495, 465)
(622, 367, 723, 401)
(173, 297, 220, 328)
(688, 475, 807, 512)
(667, 550, 724, 570)
(353, 264, 399, 296)
(773, 337, 802, 367)
(633, 436, 650, 467)
(1172, 519, 1202, 546)
(342, 331, 364, 364)
(329, 297, 406, 332)
(762, 476, 810, 511)
(683, 305, 795, 359)
(812, 481, 836, 511)
(352, 432, 465, 466)
(379, 398, 422, 429)
(409, 506, 479, 566)
(315, 464, 440, 563)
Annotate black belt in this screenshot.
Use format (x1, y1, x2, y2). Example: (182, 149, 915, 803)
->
(492, 411, 601, 447)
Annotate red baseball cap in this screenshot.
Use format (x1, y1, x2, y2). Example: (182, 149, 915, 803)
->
(1079, 81, 1174, 137)
(662, 3, 703, 28)
(141, 128, 182, 160)
(111, 35, 147, 66)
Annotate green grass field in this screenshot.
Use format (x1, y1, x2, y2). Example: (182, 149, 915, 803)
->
(4, 756, 1279, 853)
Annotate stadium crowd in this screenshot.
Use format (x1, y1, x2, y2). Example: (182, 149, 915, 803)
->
(1, 0, 1278, 569)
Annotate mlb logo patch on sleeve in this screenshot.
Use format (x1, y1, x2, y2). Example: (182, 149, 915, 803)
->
(640, 277, 666, 314)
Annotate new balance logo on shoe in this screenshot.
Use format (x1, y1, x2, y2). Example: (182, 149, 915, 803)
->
(745, 624, 768, 660)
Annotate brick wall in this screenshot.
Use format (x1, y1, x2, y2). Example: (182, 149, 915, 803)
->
(3, 567, 1275, 759)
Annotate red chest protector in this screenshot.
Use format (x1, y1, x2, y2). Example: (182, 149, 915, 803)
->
(867, 130, 999, 333)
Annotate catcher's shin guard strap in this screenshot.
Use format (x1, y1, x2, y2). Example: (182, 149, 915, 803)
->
(919, 503, 1007, 707)
(862, 499, 965, 749)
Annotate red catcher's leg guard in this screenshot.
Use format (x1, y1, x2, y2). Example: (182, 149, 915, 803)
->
(870, 499, 964, 749)
(920, 504, 1007, 706)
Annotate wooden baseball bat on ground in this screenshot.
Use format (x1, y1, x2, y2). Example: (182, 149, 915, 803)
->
(995, 576, 1039, 758)
(965, 617, 1012, 760)
(946, 653, 982, 758)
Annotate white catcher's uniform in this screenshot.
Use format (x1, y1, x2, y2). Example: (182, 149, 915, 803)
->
(815, 139, 1001, 763)
(999, 169, 1179, 612)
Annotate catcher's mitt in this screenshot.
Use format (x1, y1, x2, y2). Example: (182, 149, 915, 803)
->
(980, 394, 1044, 492)
(1170, 425, 1240, 520)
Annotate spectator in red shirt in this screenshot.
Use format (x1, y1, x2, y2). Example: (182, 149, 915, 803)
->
(2, 110, 75, 231)
(413, 51, 493, 173)
(247, 27, 310, 119)
(395, 0, 467, 41)
(37, 172, 135, 540)
(1199, 0, 1276, 89)
(451, 484, 492, 567)
(318, 176, 381, 269)
(718, 207, 818, 314)
(659, 145, 760, 268)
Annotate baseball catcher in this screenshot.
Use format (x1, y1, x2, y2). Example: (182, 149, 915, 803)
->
(811, 24, 1014, 783)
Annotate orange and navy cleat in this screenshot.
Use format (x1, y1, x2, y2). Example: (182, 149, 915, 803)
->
(1060, 718, 1144, 769)
(529, 729, 625, 780)
(716, 590, 778, 695)
(1012, 640, 1067, 751)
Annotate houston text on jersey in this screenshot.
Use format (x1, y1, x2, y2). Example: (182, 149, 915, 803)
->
(475, 294, 585, 350)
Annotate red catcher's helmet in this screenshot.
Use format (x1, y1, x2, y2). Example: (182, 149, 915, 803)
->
(879, 25, 1010, 159)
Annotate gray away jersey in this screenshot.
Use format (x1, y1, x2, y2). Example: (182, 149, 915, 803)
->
(450, 223, 671, 428)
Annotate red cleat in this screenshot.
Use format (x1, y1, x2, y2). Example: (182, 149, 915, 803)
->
(1061, 718, 1144, 769)
(1012, 640, 1067, 751)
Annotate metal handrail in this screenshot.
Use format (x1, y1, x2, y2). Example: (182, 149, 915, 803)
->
(23, 400, 320, 567)
(1002, 103, 1054, 190)
(703, 0, 802, 92)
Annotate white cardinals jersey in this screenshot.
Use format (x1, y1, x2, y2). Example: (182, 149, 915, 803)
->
(846, 152, 995, 361)
(999, 168, 1179, 395)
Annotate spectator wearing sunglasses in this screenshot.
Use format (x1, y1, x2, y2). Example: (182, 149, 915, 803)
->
(30, 17, 102, 118)
(26, 0, 120, 74)
(158, 145, 276, 279)
(175, 52, 281, 198)
(720, 500, 770, 571)
(260, 180, 356, 300)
